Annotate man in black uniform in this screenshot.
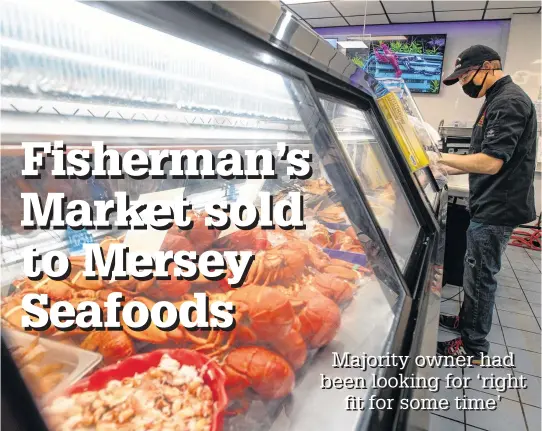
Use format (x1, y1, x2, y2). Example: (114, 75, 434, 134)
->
(436, 45, 537, 361)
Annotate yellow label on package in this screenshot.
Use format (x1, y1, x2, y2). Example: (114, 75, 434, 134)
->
(377, 92, 430, 172)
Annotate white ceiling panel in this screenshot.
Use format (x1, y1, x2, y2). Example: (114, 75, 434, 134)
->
(345, 14, 390, 24)
(488, 1, 541, 9)
(436, 10, 484, 20)
(433, 1, 487, 11)
(306, 16, 349, 27)
(283, 0, 541, 27)
(485, 6, 540, 18)
(388, 11, 435, 23)
(299, 20, 317, 31)
(289, 2, 339, 18)
(333, 0, 385, 16)
(382, 1, 432, 13)
(283, 6, 303, 20)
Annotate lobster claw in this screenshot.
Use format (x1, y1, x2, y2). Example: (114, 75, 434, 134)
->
(222, 346, 295, 400)
(271, 328, 307, 370)
(80, 331, 135, 364)
(222, 362, 252, 400)
(288, 298, 307, 313)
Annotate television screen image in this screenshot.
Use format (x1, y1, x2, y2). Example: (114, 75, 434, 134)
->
(362, 35, 447, 94)
(345, 46, 370, 69)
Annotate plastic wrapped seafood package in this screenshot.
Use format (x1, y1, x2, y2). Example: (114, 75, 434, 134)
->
(406, 115, 448, 185)
(376, 78, 419, 119)
(376, 77, 447, 185)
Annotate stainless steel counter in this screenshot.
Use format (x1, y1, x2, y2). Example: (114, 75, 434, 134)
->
(447, 175, 469, 199)
(448, 172, 541, 215)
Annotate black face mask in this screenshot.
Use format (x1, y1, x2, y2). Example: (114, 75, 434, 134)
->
(461, 66, 501, 98)
(462, 67, 489, 98)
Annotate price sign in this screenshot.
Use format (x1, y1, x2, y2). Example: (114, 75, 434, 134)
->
(67, 227, 95, 256)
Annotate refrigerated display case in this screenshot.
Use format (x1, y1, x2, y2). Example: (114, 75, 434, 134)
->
(0, 1, 447, 431)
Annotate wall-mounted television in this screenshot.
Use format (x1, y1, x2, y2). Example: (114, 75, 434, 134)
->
(358, 34, 447, 94)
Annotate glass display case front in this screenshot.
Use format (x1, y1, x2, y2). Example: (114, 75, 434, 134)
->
(319, 97, 421, 271)
(0, 1, 413, 430)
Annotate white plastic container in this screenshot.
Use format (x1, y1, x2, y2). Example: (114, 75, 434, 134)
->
(3, 328, 103, 403)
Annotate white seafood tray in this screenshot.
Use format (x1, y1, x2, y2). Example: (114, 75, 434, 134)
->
(3, 328, 103, 402)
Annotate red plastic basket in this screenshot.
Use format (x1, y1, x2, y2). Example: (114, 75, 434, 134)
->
(66, 349, 228, 431)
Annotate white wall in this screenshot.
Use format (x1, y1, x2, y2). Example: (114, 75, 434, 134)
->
(503, 14, 542, 215)
(503, 14, 542, 102)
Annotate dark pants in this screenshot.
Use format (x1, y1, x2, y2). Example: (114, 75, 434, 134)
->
(459, 221, 514, 354)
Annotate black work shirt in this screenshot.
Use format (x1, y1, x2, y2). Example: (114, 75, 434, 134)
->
(469, 75, 537, 227)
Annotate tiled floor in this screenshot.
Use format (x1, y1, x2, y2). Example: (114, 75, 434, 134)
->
(431, 246, 542, 431)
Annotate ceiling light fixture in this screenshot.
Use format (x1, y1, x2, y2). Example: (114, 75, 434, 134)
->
(366, 35, 407, 41)
(338, 40, 369, 49)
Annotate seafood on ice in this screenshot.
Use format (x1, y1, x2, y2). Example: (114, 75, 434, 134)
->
(309, 222, 365, 254)
(43, 354, 216, 431)
(2, 193, 376, 412)
(317, 203, 347, 224)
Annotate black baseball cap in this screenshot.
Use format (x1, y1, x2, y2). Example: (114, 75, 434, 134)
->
(443, 45, 501, 86)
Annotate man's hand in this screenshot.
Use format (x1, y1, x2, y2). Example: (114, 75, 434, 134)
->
(426, 150, 440, 164)
(438, 152, 503, 175)
(427, 151, 466, 175)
